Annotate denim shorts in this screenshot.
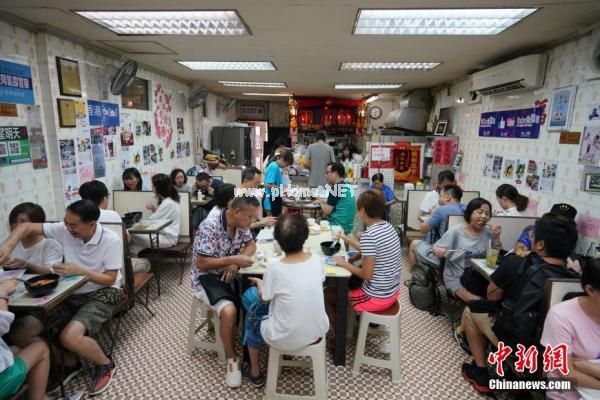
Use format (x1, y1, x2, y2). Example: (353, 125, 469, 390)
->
(242, 287, 269, 349)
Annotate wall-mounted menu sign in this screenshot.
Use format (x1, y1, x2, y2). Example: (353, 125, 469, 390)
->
(479, 107, 543, 139)
(0, 126, 31, 167)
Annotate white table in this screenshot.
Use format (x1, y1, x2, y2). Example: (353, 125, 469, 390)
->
(129, 219, 172, 296)
(470, 258, 497, 281)
(240, 230, 352, 366)
(9, 274, 88, 312)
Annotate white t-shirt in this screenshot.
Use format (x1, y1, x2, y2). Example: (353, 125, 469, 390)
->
(9, 238, 63, 267)
(496, 207, 522, 217)
(99, 209, 122, 224)
(151, 197, 181, 243)
(260, 254, 329, 351)
(419, 190, 439, 213)
(42, 222, 123, 294)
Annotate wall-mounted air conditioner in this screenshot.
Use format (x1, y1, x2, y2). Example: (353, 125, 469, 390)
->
(471, 54, 547, 95)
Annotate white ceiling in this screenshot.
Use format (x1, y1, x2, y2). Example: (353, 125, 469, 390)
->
(2, 0, 600, 99)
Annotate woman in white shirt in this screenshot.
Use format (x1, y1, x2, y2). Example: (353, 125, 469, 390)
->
(129, 174, 181, 255)
(3, 203, 63, 273)
(495, 184, 529, 216)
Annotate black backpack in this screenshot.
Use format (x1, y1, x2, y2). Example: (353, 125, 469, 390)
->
(406, 263, 442, 316)
(492, 254, 578, 347)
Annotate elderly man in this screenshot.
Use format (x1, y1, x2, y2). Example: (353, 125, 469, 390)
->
(191, 196, 259, 388)
(313, 162, 356, 234)
(0, 200, 123, 395)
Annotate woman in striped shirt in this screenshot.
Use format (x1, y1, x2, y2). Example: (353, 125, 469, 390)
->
(334, 190, 402, 312)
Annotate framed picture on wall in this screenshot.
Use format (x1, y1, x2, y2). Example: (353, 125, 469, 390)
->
(434, 120, 448, 136)
(548, 85, 577, 131)
(56, 57, 82, 97)
(584, 173, 600, 192)
(57, 98, 76, 127)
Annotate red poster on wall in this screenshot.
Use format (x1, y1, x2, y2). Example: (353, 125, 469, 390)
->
(369, 143, 395, 169)
(393, 141, 422, 183)
(433, 137, 459, 166)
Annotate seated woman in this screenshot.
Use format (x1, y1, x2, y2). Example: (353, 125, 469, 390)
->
(495, 184, 528, 216)
(369, 173, 395, 203)
(541, 258, 600, 400)
(129, 174, 181, 255)
(2, 203, 63, 273)
(241, 214, 329, 387)
(0, 279, 50, 400)
(170, 168, 191, 193)
(432, 198, 502, 303)
(122, 167, 143, 191)
(334, 190, 402, 312)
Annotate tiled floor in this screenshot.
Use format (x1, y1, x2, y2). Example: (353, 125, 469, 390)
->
(60, 250, 495, 399)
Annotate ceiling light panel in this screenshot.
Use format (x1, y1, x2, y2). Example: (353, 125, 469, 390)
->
(242, 93, 292, 97)
(75, 11, 249, 35)
(354, 8, 537, 35)
(218, 81, 287, 88)
(335, 84, 403, 89)
(178, 61, 276, 71)
(341, 62, 440, 71)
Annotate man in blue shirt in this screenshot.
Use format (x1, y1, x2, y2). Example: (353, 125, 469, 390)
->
(408, 184, 466, 267)
(263, 151, 294, 217)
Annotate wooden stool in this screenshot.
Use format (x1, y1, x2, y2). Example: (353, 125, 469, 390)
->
(352, 301, 401, 383)
(186, 295, 226, 363)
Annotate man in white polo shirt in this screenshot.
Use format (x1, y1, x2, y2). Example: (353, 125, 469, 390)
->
(0, 200, 122, 396)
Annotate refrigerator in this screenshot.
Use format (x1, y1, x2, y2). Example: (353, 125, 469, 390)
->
(210, 126, 253, 166)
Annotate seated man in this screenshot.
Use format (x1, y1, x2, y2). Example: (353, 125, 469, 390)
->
(241, 214, 329, 387)
(460, 215, 579, 395)
(515, 203, 577, 256)
(192, 172, 224, 227)
(408, 184, 466, 267)
(313, 162, 356, 234)
(0, 200, 123, 395)
(191, 196, 259, 388)
(419, 170, 456, 215)
(78, 180, 122, 224)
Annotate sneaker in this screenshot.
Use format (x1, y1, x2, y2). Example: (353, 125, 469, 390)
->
(225, 358, 242, 388)
(454, 326, 472, 356)
(379, 338, 391, 354)
(89, 360, 117, 396)
(242, 364, 265, 388)
(462, 363, 492, 395)
(46, 361, 83, 395)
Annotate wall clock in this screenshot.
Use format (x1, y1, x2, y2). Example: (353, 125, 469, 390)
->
(369, 106, 382, 119)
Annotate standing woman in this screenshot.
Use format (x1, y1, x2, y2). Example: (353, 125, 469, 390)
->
(122, 167, 143, 191)
(495, 184, 528, 216)
(129, 174, 181, 254)
(170, 168, 191, 193)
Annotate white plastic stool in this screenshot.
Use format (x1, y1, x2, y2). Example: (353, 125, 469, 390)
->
(352, 301, 401, 383)
(186, 295, 226, 363)
(265, 339, 327, 400)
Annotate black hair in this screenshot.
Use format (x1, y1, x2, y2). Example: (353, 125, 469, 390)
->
(9, 202, 46, 227)
(316, 131, 326, 141)
(170, 168, 187, 186)
(66, 200, 100, 223)
(122, 168, 142, 191)
(242, 166, 262, 183)
(371, 172, 384, 183)
(441, 184, 463, 201)
(357, 190, 386, 219)
(79, 180, 109, 206)
(437, 170, 455, 184)
(341, 145, 354, 162)
(463, 197, 492, 223)
(496, 183, 529, 211)
(231, 196, 260, 210)
(214, 183, 235, 208)
(195, 172, 211, 182)
(274, 150, 294, 166)
(582, 258, 600, 292)
(152, 173, 180, 204)
(327, 162, 346, 178)
(274, 214, 308, 253)
(533, 214, 578, 259)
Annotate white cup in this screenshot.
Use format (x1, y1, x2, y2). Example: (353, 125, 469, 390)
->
(320, 220, 330, 231)
(307, 218, 316, 226)
(330, 225, 343, 240)
(197, 192, 204, 201)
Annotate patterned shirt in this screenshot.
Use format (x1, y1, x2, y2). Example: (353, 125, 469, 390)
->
(191, 209, 254, 290)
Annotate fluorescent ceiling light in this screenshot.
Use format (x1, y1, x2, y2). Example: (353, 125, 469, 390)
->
(218, 81, 287, 88)
(353, 8, 537, 35)
(341, 62, 440, 71)
(178, 61, 276, 71)
(366, 95, 379, 103)
(242, 93, 292, 97)
(335, 83, 403, 89)
(75, 10, 249, 35)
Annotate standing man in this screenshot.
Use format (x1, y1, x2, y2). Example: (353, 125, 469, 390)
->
(304, 131, 335, 189)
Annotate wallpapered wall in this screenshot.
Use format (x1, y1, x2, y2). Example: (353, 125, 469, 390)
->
(0, 20, 197, 238)
(436, 32, 600, 251)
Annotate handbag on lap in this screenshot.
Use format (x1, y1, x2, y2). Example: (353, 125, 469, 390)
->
(197, 274, 237, 305)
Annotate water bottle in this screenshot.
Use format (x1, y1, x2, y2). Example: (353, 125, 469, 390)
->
(586, 241, 598, 258)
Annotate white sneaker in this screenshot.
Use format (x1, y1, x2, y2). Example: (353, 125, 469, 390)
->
(225, 358, 242, 388)
(379, 338, 391, 354)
